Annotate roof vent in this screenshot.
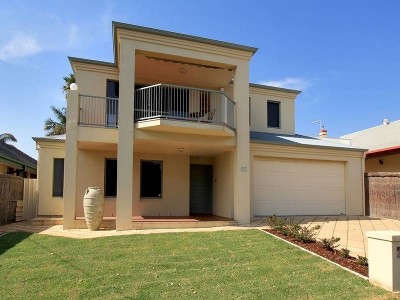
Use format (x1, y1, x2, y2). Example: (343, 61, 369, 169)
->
(383, 118, 390, 126)
(319, 126, 328, 138)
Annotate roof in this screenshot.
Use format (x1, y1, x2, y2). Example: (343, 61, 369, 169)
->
(341, 119, 400, 151)
(250, 132, 366, 152)
(366, 145, 400, 159)
(249, 83, 301, 95)
(0, 141, 37, 171)
(112, 21, 258, 55)
(71, 22, 259, 71)
(32, 134, 66, 143)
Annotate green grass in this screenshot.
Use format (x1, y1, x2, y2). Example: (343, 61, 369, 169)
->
(0, 230, 397, 299)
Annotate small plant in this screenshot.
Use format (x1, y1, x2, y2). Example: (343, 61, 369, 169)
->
(267, 215, 286, 231)
(320, 237, 341, 251)
(357, 255, 368, 266)
(294, 225, 321, 243)
(339, 248, 351, 259)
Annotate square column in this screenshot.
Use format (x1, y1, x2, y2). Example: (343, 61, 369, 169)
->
(116, 41, 135, 230)
(367, 231, 400, 292)
(233, 62, 251, 224)
(63, 88, 79, 229)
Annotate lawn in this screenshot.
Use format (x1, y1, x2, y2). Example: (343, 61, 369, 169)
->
(0, 230, 396, 300)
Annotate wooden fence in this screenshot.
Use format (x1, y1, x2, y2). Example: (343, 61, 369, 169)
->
(365, 172, 400, 219)
(0, 175, 38, 224)
(23, 178, 38, 220)
(0, 174, 23, 224)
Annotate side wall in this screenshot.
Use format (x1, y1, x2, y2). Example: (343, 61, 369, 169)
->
(250, 143, 365, 216)
(37, 143, 65, 216)
(366, 154, 400, 172)
(75, 149, 117, 217)
(213, 151, 234, 218)
(133, 153, 190, 216)
(224, 85, 297, 135)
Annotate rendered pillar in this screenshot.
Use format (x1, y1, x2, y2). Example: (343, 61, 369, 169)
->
(63, 88, 79, 229)
(233, 62, 251, 224)
(116, 41, 135, 230)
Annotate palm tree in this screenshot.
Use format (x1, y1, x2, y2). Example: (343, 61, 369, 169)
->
(0, 133, 17, 143)
(44, 106, 66, 136)
(62, 73, 75, 97)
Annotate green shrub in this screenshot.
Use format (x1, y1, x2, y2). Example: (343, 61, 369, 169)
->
(294, 225, 321, 243)
(357, 255, 368, 266)
(267, 216, 301, 238)
(320, 237, 341, 251)
(339, 248, 351, 259)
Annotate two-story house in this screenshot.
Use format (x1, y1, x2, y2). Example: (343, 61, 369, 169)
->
(33, 22, 365, 230)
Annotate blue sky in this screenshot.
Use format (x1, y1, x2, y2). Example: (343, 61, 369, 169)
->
(1, 0, 400, 158)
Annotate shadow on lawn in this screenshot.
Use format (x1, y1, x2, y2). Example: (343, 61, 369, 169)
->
(0, 232, 33, 256)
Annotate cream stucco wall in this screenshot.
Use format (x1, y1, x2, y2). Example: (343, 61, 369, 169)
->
(250, 142, 365, 216)
(75, 149, 117, 218)
(366, 154, 400, 172)
(133, 153, 190, 216)
(249, 87, 296, 135)
(36, 142, 65, 216)
(213, 151, 234, 218)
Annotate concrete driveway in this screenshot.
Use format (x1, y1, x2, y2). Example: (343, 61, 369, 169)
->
(283, 216, 400, 258)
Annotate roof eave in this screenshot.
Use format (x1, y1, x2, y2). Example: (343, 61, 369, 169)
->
(249, 83, 302, 95)
(250, 139, 367, 153)
(112, 21, 259, 67)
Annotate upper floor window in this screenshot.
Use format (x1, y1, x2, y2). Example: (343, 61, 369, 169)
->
(267, 101, 280, 128)
(106, 80, 119, 98)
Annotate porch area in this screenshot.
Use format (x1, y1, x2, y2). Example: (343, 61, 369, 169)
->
(31, 215, 237, 230)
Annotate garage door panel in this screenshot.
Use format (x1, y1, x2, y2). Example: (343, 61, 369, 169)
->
(252, 158, 345, 216)
(254, 172, 344, 188)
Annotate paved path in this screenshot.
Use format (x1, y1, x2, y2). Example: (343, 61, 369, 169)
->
(1, 216, 400, 258)
(288, 216, 400, 258)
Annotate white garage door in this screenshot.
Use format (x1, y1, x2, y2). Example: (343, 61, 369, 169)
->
(253, 157, 345, 216)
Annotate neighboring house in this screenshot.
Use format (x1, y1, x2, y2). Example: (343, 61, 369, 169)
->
(0, 141, 37, 178)
(341, 119, 400, 172)
(33, 22, 365, 230)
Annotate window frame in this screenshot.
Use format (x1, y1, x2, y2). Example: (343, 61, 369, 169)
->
(140, 160, 163, 199)
(52, 158, 64, 197)
(104, 158, 117, 198)
(267, 100, 281, 129)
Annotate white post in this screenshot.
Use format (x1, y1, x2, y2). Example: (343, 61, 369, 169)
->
(233, 62, 251, 224)
(367, 231, 400, 292)
(63, 84, 79, 229)
(116, 41, 135, 230)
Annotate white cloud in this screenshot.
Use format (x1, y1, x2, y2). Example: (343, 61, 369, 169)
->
(259, 77, 313, 91)
(67, 24, 79, 48)
(0, 33, 41, 62)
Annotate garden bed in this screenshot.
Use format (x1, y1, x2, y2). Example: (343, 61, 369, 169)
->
(264, 228, 368, 277)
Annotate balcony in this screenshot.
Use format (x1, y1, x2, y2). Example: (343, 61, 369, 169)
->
(78, 84, 235, 137)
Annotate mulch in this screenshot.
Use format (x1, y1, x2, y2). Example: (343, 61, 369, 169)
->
(264, 229, 368, 277)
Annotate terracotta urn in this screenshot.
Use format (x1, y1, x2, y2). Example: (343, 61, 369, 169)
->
(83, 187, 105, 231)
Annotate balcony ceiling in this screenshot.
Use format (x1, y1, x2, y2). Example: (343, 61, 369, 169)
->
(135, 52, 235, 89)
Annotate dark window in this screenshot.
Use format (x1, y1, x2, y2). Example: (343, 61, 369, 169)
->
(106, 80, 119, 127)
(105, 159, 117, 197)
(53, 158, 64, 197)
(106, 80, 119, 98)
(267, 101, 280, 128)
(140, 161, 162, 198)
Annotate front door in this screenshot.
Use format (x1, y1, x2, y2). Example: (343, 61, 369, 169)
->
(190, 165, 213, 215)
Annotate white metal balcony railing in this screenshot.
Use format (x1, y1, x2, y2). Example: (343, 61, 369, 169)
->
(134, 84, 235, 130)
(78, 84, 235, 130)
